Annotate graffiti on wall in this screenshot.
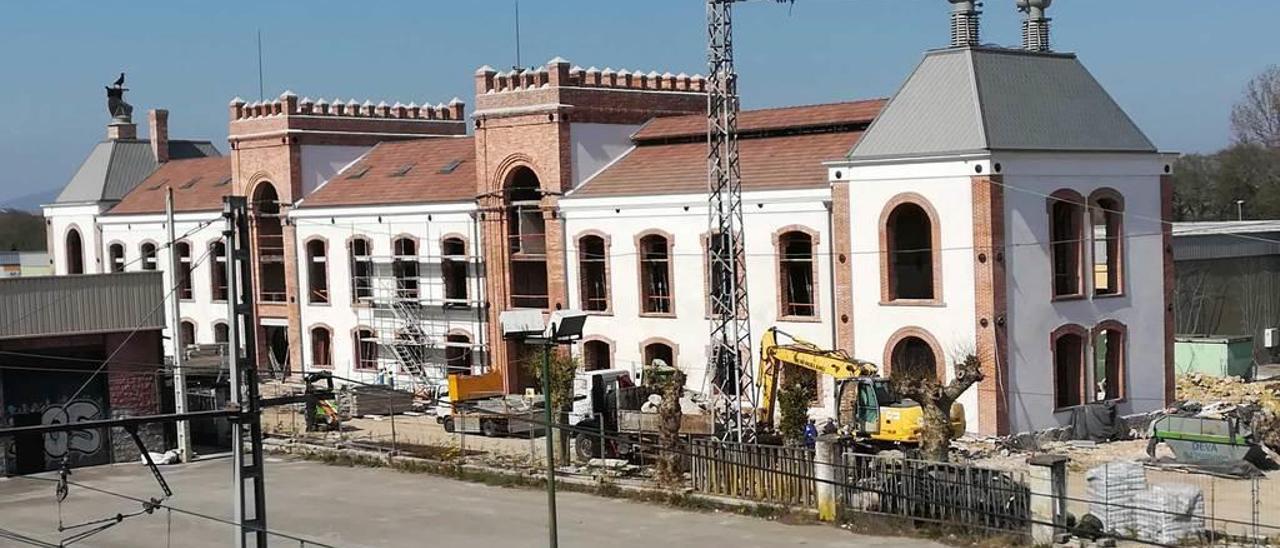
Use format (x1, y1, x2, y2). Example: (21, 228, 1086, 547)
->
(40, 400, 104, 458)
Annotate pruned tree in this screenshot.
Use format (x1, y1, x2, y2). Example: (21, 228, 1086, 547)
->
(1231, 65, 1280, 148)
(888, 352, 984, 462)
(776, 370, 815, 446)
(655, 368, 687, 485)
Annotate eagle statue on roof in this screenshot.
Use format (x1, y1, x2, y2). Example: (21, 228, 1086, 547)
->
(106, 72, 133, 122)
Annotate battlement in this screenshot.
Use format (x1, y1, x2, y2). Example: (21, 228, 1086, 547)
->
(475, 57, 706, 96)
(229, 92, 466, 122)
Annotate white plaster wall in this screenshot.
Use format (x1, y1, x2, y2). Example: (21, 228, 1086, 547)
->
(569, 123, 641, 187)
(97, 212, 227, 360)
(838, 158, 984, 432)
(560, 188, 838, 415)
(42, 203, 108, 275)
(299, 145, 371, 198)
(289, 203, 487, 387)
(997, 152, 1169, 433)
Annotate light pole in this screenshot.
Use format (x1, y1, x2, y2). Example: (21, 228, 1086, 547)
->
(499, 309, 587, 548)
(1237, 200, 1245, 221)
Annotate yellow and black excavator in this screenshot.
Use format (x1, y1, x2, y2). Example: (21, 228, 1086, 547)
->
(757, 327, 965, 445)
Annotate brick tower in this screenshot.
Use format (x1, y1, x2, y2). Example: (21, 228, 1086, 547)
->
(471, 58, 705, 392)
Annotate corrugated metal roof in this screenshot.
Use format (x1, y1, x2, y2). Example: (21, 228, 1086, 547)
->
(0, 272, 165, 339)
(54, 139, 221, 204)
(848, 47, 1155, 160)
(1172, 221, 1280, 261)
(1172, 220, 1280, 237)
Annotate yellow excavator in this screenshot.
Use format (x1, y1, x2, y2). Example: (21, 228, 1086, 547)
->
(757, 327, 965, 445)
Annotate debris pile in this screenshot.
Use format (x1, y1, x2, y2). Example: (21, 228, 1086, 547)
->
(1176, 374, 1280, 450)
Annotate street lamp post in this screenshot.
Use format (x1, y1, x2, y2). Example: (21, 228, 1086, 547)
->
(499, 309, 587, 548)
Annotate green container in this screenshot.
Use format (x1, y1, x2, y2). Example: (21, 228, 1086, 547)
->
(1174, 335, 1254, 380)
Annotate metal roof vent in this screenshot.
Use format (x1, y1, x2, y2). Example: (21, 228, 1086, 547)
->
(1017, 0, 1052, 52)
(948, 0, 981, 48)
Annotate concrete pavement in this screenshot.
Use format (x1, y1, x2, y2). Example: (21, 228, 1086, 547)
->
(0, 456, 942, 547)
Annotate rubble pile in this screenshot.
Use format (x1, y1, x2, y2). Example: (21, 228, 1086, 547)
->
(1177, 374, 1280, 450)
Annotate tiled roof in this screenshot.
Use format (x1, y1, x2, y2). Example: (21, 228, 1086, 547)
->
(106, 157, 233, 215)
(632, 99, 885, 142)
(298, 137, 475, 208)
(574, 101, 883, 198)
(574, 131, 865, 198)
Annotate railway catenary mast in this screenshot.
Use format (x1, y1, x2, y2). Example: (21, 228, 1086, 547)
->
(705, 0, 793, 442)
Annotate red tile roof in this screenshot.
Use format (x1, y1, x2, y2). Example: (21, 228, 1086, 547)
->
(299, 137, 476, 208)
(106, 157, 232, 215)
(632, 99, 885, 142)
(574, 101, 884, 198)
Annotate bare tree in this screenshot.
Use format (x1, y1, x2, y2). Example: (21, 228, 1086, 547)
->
(1231, 66, 1280, 148)
(656, 368, 687, 485)
(888, 352, 984, 462)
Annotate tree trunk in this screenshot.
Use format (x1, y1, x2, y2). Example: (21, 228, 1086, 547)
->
(657, 370, 686, 484)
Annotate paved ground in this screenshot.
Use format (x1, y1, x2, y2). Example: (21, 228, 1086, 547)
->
(0, 457, 942, 548)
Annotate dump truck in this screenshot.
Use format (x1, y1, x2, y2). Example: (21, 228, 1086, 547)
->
(437, 369, 544, 437)
(568, 369, 713, 461)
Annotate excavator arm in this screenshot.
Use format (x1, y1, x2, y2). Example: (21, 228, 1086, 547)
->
(757, 327, 878, 430)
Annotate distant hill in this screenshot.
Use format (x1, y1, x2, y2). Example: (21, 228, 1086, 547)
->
(0, 188, 60, 212)
(0, 210, 47, 251)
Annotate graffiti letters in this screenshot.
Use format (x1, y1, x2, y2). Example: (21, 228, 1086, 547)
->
(40, 400, 104, 458)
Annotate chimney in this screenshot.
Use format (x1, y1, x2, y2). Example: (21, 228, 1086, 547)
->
(948, 0, 980, 47)
(149, 109, 169, 163)
(1017, 0, 1052, 52)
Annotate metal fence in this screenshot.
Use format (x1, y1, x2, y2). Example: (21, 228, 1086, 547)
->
(689, 438, 816, 506)
(838, 451, 1030, 533)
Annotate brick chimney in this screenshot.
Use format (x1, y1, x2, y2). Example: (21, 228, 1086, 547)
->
(149, 109, 169, 163)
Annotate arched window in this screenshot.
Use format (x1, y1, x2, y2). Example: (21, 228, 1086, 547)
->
(1089, 191, 1124, 296)
(1052, 325, 1087, 408)
(445, 332, 473, 374)
(354, 329, 378, 370)
(578, 235, 610, 312)
(210, 241, 228, 301)
(140, 242, 158, 271)
(179, 320, 195, 348)
(64, 228, 84, 274)
(778, 230, 816, 318)
(889, 336, 939, 380)
(253, 182, 287, 303)
(1049, 191, 1086, 298)
(310, 326, 332, 369)
(213, 322, 229, 344)
(175, 241, 193, 300)
(884, 199, 937, 301)
(638, 234, 673, 315)
(392, 237, 419, 301)
(306, 239, 329, 304)
(441, 237, 469, 306)
(1092, 323, 1126, 402)
(108, 243, 125, 273)
(642, 341, 675, 368)
(349, 238, 373, 303)
(506, 166, 549, 309)
(583, 340, 611, 371)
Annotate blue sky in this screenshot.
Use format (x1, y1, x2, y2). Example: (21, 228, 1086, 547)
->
(2, 0, 1277, 205)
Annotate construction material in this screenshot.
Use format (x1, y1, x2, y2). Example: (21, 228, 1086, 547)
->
(1176, 374, 1280, 451)
(344, 386, 415, 417)
(1134, 484, 1205, 544)
(1085, 461, 1146, 534)
(1148, 413, 1267, 467)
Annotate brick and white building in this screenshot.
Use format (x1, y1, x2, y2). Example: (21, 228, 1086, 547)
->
(42, 6, 1174, 434)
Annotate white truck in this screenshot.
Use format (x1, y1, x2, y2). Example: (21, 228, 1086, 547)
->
(435, 392, 544, 437)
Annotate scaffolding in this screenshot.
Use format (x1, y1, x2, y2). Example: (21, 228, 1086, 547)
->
(353, 222, 490, 394)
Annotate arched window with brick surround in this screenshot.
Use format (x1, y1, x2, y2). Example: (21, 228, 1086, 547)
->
(1091, 321, 1126, 402)
(777, 228, 818, 318)
(392, 236, 419, 301)
(881, 194, 941, 303)
(1049, 190, 1086, 299)
(582, 338, 613, 371)
(1051, 324, 1088, 408)
(306, 238, 329, 304)
(578, 233, 610, 313)
(445, 331, 474, 374)
(641, 339, 677, 368)
(638, 232, 674, 315)
(884, 327, 945, 381)
(1089, 189, 1124, 296)
(353, 328, 378, 370)
(310, 326, 333, 369)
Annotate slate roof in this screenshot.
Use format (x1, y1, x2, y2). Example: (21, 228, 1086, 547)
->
(55, 139, 221, 204)
(106, 157, 233, 215)
(572, 101, 883, 198)
(297, 137, 476, 208)
(847, 47, 1155, 160)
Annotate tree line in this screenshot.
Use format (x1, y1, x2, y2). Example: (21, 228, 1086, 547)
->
(1173, 66, 1280, 221)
